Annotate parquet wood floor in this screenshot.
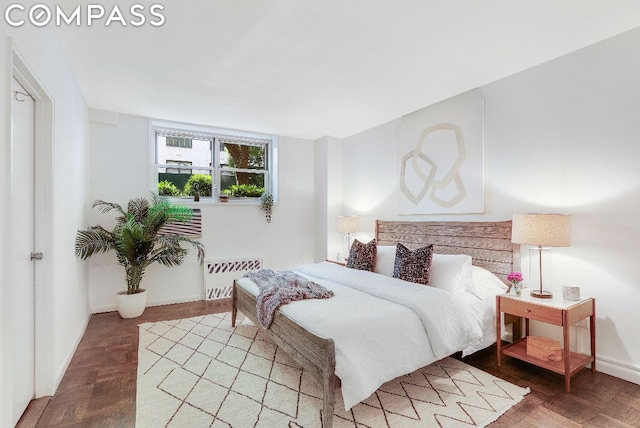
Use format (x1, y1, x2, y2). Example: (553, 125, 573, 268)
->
(19, 300, 229, 428)
(18, 300, 640, 427)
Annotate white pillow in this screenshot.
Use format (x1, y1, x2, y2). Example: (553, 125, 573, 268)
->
(467, 265, 508, 299)
(429, 254, 472, 293)
(373, 245, 396, 277)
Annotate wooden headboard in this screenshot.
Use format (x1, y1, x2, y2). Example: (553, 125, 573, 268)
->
(375, 220, 520, 282)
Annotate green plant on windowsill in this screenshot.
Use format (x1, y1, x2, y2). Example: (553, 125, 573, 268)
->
(223, 183, 264, 198)
(183, 174, 212, 197)
(158, 180, 180, 196)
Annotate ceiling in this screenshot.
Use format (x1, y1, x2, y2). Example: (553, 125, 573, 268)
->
(54, 1, 640, 140)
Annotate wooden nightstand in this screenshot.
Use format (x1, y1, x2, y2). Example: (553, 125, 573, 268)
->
(496, 293, 596, 392)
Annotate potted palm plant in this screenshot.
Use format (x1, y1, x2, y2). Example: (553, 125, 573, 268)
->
(75, 194, 205, 318)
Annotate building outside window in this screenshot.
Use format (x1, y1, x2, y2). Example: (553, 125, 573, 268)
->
(153, 121, 277, 202)
(166, 136, 193, 148)
(166, 160, 193, 174)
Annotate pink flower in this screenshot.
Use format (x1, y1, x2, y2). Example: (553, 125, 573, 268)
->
(507, 271, 523, 284)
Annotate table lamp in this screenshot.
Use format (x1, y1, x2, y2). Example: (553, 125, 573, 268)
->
(511, 213, 572, 298)
(336, 215, 361, 259)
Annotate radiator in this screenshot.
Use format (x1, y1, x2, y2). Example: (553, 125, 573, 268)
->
(204, 258, 262, 300)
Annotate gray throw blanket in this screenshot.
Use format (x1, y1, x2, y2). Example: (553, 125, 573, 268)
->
(245, 269, 334, 328)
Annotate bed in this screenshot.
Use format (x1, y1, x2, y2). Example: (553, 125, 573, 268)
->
(231, 220, 520, 428)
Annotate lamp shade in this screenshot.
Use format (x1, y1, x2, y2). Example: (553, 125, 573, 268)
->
(336, 215, 361, 234)
(511, 213, 572, 247)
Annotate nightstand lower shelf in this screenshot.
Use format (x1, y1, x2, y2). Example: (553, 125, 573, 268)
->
(502, 338, 594, 377)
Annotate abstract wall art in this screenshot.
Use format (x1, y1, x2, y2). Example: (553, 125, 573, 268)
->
(397, 89, 484, 214)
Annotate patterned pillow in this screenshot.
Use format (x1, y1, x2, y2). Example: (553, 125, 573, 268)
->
(393, 243, 434, 285)
(346, 239, 377, 271)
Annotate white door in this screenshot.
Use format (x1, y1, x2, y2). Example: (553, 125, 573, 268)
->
(11, 76, 36, 426)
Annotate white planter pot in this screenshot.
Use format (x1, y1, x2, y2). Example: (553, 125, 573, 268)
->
(115, 289, 148, 318)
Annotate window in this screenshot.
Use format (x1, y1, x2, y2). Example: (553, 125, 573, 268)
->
(166, 160, 192, 174)
(153, 121, 277, 202)
(218, 137, 268, 197)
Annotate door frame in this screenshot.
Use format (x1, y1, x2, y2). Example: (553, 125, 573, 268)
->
(11, 44, 56, 398)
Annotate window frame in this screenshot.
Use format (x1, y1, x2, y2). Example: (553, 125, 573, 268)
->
(151, 120, 278, 204)
(166, 160, 193, 175)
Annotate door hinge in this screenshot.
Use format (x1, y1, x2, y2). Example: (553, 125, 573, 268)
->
(30, 252, 43, 261)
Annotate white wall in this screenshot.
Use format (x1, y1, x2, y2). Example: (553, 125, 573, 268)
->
(88, 110, 316, 312)
(314, 136, 345, 262)
(342, 27, 640, 384)
(0, 25, 90, 425)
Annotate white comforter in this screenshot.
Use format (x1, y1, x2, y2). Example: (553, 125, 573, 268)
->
(236, 262, 485, 410)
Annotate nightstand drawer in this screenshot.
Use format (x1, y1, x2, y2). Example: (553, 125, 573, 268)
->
(500, 297, 563, 325)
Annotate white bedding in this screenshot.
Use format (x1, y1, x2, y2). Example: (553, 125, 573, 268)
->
(236, 261, 495, 410)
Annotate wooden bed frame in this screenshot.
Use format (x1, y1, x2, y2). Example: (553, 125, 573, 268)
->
(231, 220, 519, 428)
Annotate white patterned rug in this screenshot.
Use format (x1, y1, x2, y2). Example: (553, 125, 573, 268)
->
(136, 312, 529, 427)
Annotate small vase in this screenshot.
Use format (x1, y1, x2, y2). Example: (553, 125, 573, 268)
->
(513, 283, 523, 297)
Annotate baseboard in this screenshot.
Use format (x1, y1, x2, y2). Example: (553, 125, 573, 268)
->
(597, 355, 640, 385)
(147, 295, 205, 308)
(91, 294, 205, 314)
(51, 311, 92, 395)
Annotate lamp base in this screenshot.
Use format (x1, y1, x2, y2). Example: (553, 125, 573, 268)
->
(530, 289, 553, 299)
